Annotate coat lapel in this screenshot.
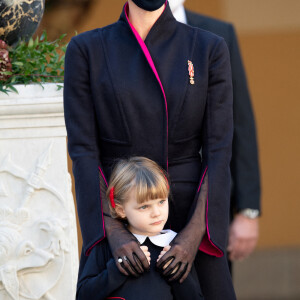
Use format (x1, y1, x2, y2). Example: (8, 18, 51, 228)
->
(123, 2, 170, 169)
(120, 2, 198, 153)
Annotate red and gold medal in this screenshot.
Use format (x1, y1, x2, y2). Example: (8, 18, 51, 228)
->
(188, 60, 195, 85)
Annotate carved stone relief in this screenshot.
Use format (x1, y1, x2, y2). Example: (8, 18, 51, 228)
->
(0, 143, 75, 300)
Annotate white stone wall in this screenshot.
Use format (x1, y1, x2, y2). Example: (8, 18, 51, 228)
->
(0, 84, 78, 300)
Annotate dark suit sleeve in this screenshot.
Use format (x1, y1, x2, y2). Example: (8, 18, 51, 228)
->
(171, 266, 204, 300)
(198, 37, 233, 256)
(227, 25, 261, 212)
(64, 37, 107, 255)
(76, 244, 127, 300)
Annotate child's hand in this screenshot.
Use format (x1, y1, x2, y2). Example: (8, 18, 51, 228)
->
(157, 245, 171, 262)
(157, 246, 179, 274)
(140, 246, 151, 264)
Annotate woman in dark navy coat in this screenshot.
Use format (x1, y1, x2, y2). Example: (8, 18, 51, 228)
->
(64, 0, 236, 299)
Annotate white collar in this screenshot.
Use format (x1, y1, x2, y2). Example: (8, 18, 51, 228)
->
(133, 229, 177, 247)
(172, 4, 187, 25)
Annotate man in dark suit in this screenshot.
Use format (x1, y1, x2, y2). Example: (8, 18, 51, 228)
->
(169, 0, 260, 263)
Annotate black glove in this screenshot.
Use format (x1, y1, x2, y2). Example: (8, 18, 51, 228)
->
(157, 174, 208, 283)
(104, 216, 150, 277)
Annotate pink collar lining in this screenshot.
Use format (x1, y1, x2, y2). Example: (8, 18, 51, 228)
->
(124, 2, 169, 170)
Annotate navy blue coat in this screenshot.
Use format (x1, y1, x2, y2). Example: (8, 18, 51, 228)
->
(64, 3, 233, 258)
(185, 10, 260, 213)
(76, 238, 204, 300)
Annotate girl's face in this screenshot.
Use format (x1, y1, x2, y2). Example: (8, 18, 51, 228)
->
(116, 188, 169, 236)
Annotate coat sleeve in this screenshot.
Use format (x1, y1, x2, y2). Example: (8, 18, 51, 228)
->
(197, 37, 233, 257)
(227, 25, 261, 212)
(64, 37, 108, 255)
(76, 243, 127, 300)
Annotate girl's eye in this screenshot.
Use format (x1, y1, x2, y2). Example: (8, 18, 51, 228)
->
(139, 205, 148, 210)
(159, 200, 166, 205)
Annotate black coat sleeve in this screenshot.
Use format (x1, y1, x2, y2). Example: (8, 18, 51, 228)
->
(227, 25, 261, 212)
(198, 37, 233, 256)
(76, 243, 127, 300)
(64, 37, 107, 255)
(186, 10, 261, 212)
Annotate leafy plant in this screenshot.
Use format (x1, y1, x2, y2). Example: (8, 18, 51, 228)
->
(0, 31, 67, 94)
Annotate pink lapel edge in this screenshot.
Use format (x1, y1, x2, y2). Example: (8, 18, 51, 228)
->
(124, 2, 169, 171)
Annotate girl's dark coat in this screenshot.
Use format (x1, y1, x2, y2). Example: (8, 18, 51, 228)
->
(76, 238, 204, 300)
(64, 3, 233, 258)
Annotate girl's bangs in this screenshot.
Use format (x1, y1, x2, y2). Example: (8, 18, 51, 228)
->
(134, 175, 169, 203)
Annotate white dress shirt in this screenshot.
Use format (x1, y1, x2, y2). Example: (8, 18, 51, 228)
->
(172, 4, 187, 24)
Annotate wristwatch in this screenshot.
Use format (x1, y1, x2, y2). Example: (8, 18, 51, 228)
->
(240, 208, 260, 219)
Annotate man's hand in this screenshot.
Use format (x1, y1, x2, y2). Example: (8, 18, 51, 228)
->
(104, 216, 150, 276)
(227, 213, 259, 261)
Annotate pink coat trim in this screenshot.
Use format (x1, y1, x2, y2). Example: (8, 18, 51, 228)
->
(84, 166, 108, 256)
(198, 168, 223, 257)
(124, 2, 169, 170)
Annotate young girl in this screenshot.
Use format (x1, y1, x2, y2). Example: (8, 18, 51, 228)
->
(76, 157, 204, 300)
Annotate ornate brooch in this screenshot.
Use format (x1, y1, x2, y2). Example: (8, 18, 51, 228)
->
(188, 60, 195, 85)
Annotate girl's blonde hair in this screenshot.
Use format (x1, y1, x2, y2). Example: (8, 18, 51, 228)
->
(106, 157, 169, 218)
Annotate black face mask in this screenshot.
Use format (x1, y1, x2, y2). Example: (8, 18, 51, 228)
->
(132, 0, 166, 11)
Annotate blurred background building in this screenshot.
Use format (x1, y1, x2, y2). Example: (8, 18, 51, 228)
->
(37, 0, 300, 299)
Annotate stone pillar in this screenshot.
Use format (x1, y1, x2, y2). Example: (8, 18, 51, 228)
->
(0, 83, 78, 300)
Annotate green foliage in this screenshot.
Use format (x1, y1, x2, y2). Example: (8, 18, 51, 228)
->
(0, 31, 67, 94)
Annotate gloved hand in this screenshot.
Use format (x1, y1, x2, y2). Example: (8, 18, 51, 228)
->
(104, 216, 150, 276)
(157, 222, 205, 283)
(157, 174, 208, 283)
